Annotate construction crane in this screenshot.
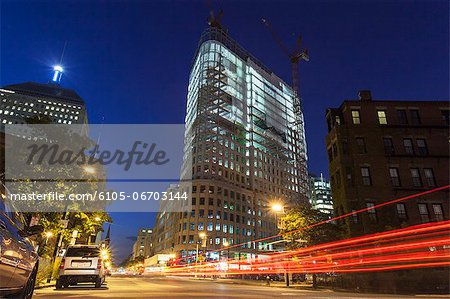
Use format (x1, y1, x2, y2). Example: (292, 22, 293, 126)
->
(206, 0, 224, 30)
(262, 18, 309, 115)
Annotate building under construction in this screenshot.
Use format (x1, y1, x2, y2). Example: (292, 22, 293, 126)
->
(153, 24, 309, 261)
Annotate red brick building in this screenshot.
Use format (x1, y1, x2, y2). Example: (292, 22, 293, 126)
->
(325, 90, 449, 237)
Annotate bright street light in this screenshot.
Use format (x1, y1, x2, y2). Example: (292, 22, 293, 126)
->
(94, 216, 101, 222)
(83, 165, 96, 174)
(271, 203, 284, 213)
(198, 232, 206, 239)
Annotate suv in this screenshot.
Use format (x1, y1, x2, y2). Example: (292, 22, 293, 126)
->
(56, 245, 106, 289)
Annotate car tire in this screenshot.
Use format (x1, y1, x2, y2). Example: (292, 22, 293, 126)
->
(10, 264, 38, 299)
(95, 277, 102, 288)
(55, 278, 63, 290)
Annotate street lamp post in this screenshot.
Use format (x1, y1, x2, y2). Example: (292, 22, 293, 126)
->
(271, 202, 290, 287)
(196, 232, 206, 278)
(44, 231, 53, 245)
(223, 240, 230, 275)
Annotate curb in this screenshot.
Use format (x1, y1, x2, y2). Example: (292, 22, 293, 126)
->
(35, 283, 55, 289)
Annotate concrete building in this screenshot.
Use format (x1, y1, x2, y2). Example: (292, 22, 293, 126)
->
(153, 25, 309, 262)
(0, 81, 87, 126)
(325, 90, 449, 237)
(132, 228, 154, 259)
(309, 173, 333, 216)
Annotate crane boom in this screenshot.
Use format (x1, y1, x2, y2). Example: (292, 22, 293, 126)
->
(261, 18, 309, 108)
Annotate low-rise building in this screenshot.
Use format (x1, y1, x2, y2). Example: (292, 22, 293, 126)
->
(325, 90, 449, 237)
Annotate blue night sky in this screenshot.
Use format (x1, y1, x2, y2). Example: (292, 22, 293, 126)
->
(1, 0, 448, 262)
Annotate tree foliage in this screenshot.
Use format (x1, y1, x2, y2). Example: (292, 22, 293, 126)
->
(279, 207, 343, 250)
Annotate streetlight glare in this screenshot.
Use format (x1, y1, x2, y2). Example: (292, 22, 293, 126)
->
(83, 165, 96, 174)
(271, 203, 284, 212)
(198, 232, 206, 239)
(101, 248, 110, 260)
(45, 231, 53, 238)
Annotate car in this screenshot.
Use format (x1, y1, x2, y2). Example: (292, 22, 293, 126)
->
(56, 245, 106, 289)
(0, 188, 43, 299)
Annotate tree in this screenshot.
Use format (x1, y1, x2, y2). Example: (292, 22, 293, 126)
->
(279, 207, 343, 287)
(280, 207, 342, 249)
(5, 115, 110, 253)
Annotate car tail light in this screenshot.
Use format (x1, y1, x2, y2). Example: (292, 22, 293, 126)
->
(60, 259, 65, 269)
(97, 259, 102, 269)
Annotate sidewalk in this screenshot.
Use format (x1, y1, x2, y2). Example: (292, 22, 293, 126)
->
(35, 280, 56, 289)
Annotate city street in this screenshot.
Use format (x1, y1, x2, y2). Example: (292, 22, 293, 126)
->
(34, 276, 445, 298)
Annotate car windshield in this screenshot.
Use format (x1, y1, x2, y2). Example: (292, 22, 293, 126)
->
(66, 247, 100, 257)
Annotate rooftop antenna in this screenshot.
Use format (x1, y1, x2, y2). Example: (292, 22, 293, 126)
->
(51, 41, 67, 85)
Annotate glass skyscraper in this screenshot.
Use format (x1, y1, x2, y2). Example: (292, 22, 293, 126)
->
(309, 173, 334, 216)
(153, 27, 308, 261)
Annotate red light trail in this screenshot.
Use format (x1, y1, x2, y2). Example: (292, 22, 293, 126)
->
(151, 186, 450, 277)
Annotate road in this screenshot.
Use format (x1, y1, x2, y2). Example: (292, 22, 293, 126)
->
(34, 276, 444, 298)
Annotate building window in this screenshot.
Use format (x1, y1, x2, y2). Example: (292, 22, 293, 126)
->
(342, 140, 348, 154)
(418, 204, 429, 223)
(389, 168, 401, 187)
(351, 110, 361, 124)
(410, 168, 422, 187)
(441, 110, 450, 125)
(361, 167, 372, 186)
(351, 210, 359, 223)
(188, 235, 194, 244)
(396, 203, 407, 220)
(432, 204, 444, 221)
(377, 110, 387, 124)
(356, 137, 366, 154)
(383, 138, 394, 155)
(403, 138, 414, 155)
(423, 168, 436, 187)
(332, 143, 338, 157)
(410, 109, 421, 124)
(397, 109, 408, 124)
(366, 202, 377, 222)
(416, 139, 428, 155)
(335, 115, 341, 125)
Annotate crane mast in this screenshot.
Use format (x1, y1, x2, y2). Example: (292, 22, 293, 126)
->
(262, 18, 309, 124)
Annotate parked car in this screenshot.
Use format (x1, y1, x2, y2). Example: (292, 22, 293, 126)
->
(0, 192, 43, 299)
(56, 245, 106, 289)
